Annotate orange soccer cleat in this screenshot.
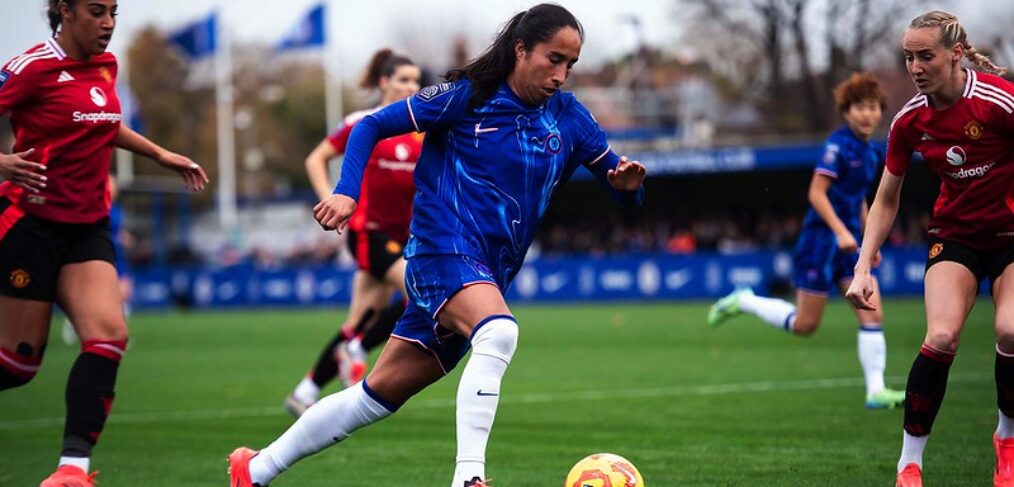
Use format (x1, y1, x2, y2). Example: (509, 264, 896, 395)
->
(227, 447, 262, 487)
(464, 477, 492, 487)
(40, 465, 98, 487)
(995, 434, 1014, 487)
(896, 463, 923, 487)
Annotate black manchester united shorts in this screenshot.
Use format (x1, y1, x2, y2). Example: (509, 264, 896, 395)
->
(346, 229, 406, 280)
(0, 198, 115, 302)
(925, 237, 1014, 291)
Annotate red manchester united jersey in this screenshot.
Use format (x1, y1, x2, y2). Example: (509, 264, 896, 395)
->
(328, 108, 422, 242)
(886, 69, 1014, 250)
(0, 39, 121, 223)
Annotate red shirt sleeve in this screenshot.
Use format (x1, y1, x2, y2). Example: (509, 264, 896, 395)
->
(325, 120, 356, 153)
(0, 63, 38, 116)
(995, 78, 1014, 136)
(885, 120, 912, 176)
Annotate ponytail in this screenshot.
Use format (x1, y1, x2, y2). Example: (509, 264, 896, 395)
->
(47, 0, 67, 37)
(359, 48, 415, 89)
(446, 4, 583, 108)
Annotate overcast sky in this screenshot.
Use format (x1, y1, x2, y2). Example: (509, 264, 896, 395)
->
(3, 0, 1011, 79)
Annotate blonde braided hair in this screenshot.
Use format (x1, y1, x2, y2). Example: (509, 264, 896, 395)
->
(908, 10, 1007, 75)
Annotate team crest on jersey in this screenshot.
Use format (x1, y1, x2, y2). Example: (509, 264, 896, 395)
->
(98, 67, 112, 83)
(964, 120, 983, 140)
(928, 243, 944, 259)
(417, 82, 454, 101)
(545, 133, 562, 154)
(9, 269, 30, 289)
(0, 70, 9, 90)
(385, 240, 403, 255)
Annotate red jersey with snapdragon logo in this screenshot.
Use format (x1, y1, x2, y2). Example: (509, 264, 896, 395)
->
(328, 107, 422, 242)
(886, 69, 1014, 250)
(0, 39, 122, 224)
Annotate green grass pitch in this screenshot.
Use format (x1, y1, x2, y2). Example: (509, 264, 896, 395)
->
(0, 299, 998, 486)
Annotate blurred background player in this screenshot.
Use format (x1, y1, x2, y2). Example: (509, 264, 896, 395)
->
(708, 72, 906, 409)
(228, 4, 646, 487)
(845, 10, 1014, 487)
(62, 175, 135, 345)
(0, 1, 208, 485)
(285, 49, 422, 417)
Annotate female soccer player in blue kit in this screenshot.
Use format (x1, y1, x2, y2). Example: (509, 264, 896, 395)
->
(228, 4, 646, 486)
(708, 72, 906, 409)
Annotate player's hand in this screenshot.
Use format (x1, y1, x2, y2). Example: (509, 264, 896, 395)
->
(836, 231, 858, 253)
(607, 156, 646, 191)
(156, 151, 209, 192)
(845, 271, 877, 311)
(0, 148, 46, 193)
(314, 194, 356, 233)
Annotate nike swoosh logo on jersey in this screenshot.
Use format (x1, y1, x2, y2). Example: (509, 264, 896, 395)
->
(921, 133, 934, 141)
(476, 390, 499, 397)
(474, 123, 499, 134)
(57, 71, 74, 83)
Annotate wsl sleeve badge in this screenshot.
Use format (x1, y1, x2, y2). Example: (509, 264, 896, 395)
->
(417, 82, 455, 101)
(0, 70, 10, 91)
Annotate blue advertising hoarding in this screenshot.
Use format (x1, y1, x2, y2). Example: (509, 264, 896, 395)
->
(131, 248, 930, 310)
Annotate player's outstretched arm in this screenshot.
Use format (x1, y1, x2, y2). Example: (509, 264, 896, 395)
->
(330, 101, 416, 202)
(808, 174, 857, 252)
(115, 125, 208, 192)
(606, 156, 647, 191)
(845, 169, 904, 310)
(313, 194, 356, 233)
(584, 154, 646, 208)
(0, 148, 46, 193)
(305, 139, 340, 202)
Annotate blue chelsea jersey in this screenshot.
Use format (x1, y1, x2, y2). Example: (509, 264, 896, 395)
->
(335, 79, 643, 283)
(801, 126, 882, 234)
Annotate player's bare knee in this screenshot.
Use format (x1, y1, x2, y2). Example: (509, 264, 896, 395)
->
(996, 320, 1014, 352)
(925, 329, 960, 353)
(76, 317, 129, 343)
(470, 316, 518, 364)
(0, 343, 44, 390)
(792, 319, 820, 337)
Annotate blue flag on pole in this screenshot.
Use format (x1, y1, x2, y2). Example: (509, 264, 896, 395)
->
(277, 3, 326, 51)
(168, 12, 218, 59)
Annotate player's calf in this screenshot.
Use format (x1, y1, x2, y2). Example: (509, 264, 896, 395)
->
(0, 344, 43, 390)
(62, 339, 127, 464)
(454, 316, 518, 486)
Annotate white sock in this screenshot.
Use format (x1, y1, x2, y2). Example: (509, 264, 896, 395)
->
(250, 382, 395, 485)
(898, 432, 928, 472)
(58, 456, 89, 472)
(999, 410, 1014, 439)
(452, 317, 519, 487)
(292, 376, 320, 404)
(858, 325, 887, 397)
(738, 293, 797, 332)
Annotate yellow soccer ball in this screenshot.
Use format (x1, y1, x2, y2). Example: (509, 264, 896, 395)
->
(564, 453, 644, 487)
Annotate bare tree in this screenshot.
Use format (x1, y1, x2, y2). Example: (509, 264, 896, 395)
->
(678, 0, 920, 132)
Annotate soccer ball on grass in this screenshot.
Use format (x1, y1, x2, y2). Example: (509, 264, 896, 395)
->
(564, 453, 644, 487)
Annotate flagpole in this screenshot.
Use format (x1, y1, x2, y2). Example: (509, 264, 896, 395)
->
(215, 4, 237, 229)
(116, 50, 134, 186)
(323, 0, 342, 131)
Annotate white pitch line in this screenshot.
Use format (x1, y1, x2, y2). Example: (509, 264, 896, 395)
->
(0, 373, 989, 430)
